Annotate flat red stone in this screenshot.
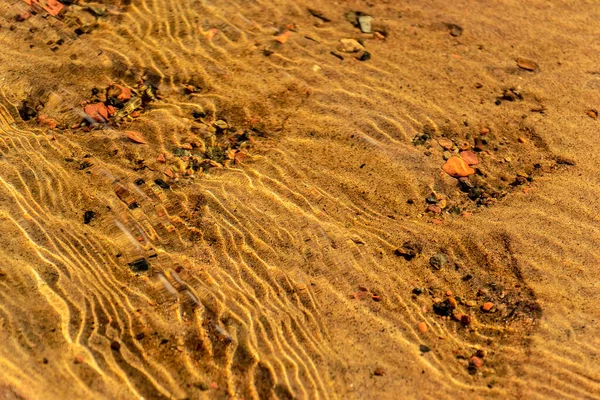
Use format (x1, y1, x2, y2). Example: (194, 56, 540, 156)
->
(84, 103, 109, 122)
(460, 150, 479, 165)
(125, 130, 146, 144)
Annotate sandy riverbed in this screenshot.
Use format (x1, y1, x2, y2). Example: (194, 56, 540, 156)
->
(0, 0, 599, 398)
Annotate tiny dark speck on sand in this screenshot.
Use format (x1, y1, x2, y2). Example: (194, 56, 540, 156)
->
(154, 179, 170, 189)
(83, 210, 95, 224)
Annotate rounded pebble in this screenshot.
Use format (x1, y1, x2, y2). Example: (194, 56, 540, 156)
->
(469, 356, 483, 368)
(442, 157, 475, 177)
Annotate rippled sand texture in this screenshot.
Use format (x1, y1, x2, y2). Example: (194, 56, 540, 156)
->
(1, 0, 600, 398)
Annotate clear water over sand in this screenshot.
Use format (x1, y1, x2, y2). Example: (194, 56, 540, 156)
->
(0, 0, 599, 398)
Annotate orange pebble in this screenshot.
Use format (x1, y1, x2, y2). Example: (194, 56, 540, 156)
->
(37, 114, 58, 129)
(417, 322, 428, 333)
(42, 0, 64, 16)
(125, 130, 146, 144)
(84, 103, 109, 122)
(482, 302, 494, 312)
(442, 157, 475, 177)
(438, 138, 453, 150)
(275, 31, 291, 44)
(448, 297, 458, 308)
(470, 356, 483, 368)
(205, 28, 219, 40)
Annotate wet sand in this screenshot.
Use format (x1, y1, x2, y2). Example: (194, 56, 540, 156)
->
(0, 0, 599, 398)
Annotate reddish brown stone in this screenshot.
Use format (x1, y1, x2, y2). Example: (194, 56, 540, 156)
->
(474, 137, 485, 152)
(116, 85, 132, 101)
(36, 114, 58, 129)
(469, 356, 483, 368)
(16, 11, 32, 21)
(84, 103, 109, 122)
(460, 150, 479, 165)
(352, 291, 368, 300)
(426, 205, 441, 214)
(125, 130, 146, 144)
(24, 0, 64, 16)
(516, 57, 538, 71)
(438, 138, 453, 150)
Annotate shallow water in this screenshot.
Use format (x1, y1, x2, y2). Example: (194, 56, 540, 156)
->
(1, 0, 600, 398)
